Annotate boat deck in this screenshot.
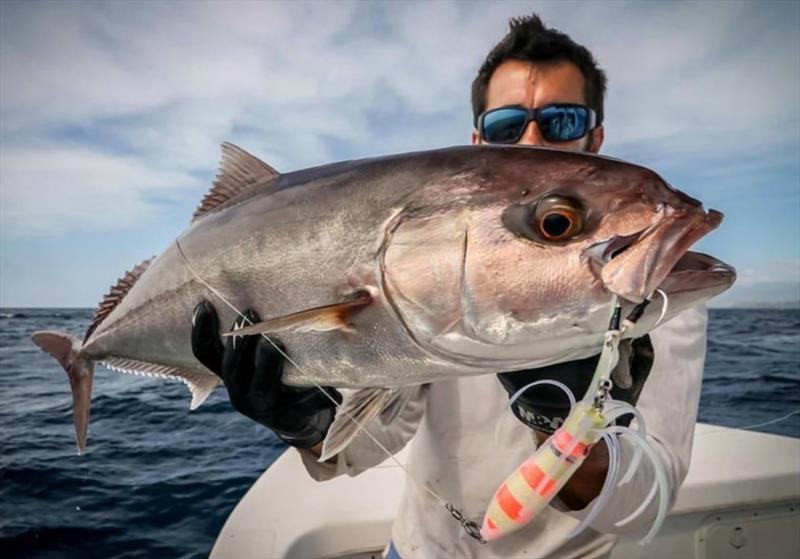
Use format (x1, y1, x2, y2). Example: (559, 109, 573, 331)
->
(211, 424, 800, 559)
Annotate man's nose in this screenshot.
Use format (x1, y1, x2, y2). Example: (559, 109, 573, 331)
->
(516, 121, 545, 146)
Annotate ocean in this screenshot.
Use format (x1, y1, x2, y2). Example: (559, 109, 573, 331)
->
(1, 308, 798, 558)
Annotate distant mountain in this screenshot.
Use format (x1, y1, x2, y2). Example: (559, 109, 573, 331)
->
(709, 281, 800, 309)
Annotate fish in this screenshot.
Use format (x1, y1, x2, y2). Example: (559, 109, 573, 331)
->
(31, 143, 735, 459)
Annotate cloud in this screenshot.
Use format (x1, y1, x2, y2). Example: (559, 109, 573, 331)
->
(0, 146, 195, 235)
(0, 0, 798, 238)
(735, 259, 800, 287)
(0, 1, 488, 235)
(598, 1, 800, 164)
(1, 0, 798, 307)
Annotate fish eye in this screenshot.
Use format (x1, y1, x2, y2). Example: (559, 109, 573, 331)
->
(501, 194, 585, 244)
(533, 196, 584, 241)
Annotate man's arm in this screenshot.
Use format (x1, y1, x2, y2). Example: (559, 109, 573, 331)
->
(498, 335, 655, 511)
(502, 305, 704, 522)
(565, 305, 707, 531)
(535, 429, 609, 510)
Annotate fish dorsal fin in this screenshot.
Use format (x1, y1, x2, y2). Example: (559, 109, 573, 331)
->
(84, 257, 155, 342)
(192, 142, 279, 222)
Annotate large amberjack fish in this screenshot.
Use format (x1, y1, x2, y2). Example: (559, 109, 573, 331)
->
(32, 144, 735, 458)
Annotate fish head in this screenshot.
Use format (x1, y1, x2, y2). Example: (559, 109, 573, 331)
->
(381, 146, 735, 369)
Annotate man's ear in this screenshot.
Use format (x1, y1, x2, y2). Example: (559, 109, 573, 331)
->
(471, 129, 482, 145)
(588, 126, 604, 153)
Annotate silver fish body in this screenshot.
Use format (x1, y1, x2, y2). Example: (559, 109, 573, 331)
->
(32, 144, 736, 453)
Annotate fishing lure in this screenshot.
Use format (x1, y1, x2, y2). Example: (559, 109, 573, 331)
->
(481, 296, 671, 544)
(193, 245, 672, 545)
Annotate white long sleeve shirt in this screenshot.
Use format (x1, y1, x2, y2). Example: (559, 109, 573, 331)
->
(299, 305, 708, 558)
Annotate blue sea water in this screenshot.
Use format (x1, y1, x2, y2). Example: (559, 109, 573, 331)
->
(1, 308, 798, 558)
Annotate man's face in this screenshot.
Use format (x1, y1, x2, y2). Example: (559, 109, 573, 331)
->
(472, 59, 604, 153)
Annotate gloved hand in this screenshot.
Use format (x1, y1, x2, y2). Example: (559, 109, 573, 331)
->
(191, 300, 342, 449)
(497, 335, 654, 434)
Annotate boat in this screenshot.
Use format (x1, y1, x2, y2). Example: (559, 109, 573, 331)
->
(211, 423, 800, 559)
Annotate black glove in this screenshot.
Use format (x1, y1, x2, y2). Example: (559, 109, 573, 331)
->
(497, 336, 654, 434)
(191, 300, 342, 449)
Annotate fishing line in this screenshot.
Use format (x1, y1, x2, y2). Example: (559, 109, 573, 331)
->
(697, 409, 800, 436)
(493, 379, 575, 448)
(370, 408, 800, 471)
(175, 239, 486, 542)
(569, 431, 620, 539)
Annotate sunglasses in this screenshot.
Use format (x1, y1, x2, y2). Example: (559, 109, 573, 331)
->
(477, 104, 597, 144)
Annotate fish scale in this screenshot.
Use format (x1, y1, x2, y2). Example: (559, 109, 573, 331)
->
(31, 143, 735, 457)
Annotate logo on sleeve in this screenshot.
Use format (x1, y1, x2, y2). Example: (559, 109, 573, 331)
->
(513, 404, 564, 433)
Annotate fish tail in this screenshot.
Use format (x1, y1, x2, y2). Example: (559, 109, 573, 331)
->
(31, 330, 94, 455)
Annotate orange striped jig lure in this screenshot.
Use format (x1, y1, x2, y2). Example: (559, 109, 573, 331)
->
(482, 400, 606, 539)
(481, 298, 671, 545)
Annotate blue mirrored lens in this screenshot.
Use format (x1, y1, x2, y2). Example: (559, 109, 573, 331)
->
(538, 106, 589, 141)
(482, 108, 528, 143)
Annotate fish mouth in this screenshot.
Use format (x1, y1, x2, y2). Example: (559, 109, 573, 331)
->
(585, 207, 736, 303)
(658, 251, 736, 296)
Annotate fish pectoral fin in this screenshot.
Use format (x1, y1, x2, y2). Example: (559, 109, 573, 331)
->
(101, 357, 221, 409)
(223, 290, 373, 337)
(319, 386, 419, 462)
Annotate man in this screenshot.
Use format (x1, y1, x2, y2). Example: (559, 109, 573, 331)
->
(191, 14, 706, 559)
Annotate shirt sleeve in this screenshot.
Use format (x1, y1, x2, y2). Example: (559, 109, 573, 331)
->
(298, 384, 429, 481)
(566, 303, 708, 534)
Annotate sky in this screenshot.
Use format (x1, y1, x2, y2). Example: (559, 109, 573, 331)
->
(1, 0, 798, 307)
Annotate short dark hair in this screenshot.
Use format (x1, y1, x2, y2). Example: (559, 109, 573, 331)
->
(471, 14, 607, 126)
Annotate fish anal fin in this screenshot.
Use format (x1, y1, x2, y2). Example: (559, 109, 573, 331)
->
(101, 357, 220, 409)
(319, 386, 418, 462)
(85, 257, 155, 342)
(224, 290, 373, 337)
(192, 142, 279, 222)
